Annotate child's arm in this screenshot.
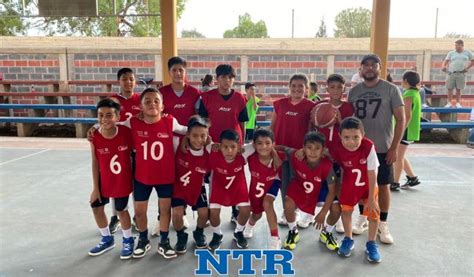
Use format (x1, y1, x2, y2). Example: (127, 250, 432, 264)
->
(314, 172, 337, 230)
(269, 113, 277, 132)
(172, 118, 187, 135)
(403, 96, 413, 126)
(241, 143, 255, 160)
(89, 143, 102, 204)
(366, 145, 380, 213)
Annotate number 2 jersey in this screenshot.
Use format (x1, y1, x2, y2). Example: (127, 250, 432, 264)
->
(286, 152, 334, 215)
(92, 125, 133, 198)
(111, 93, 141, 122)
(173, 145, 210, 206)
(331, 137, 379, 206)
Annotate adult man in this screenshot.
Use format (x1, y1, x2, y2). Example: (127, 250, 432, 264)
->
(348, 54, 405, 244)
(442, 40, 474, 108)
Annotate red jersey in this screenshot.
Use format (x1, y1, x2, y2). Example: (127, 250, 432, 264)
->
(286, 152, 333, 215)
(247, 152, 284, 214)
(129, 115, 176, 185)
(201, 89, 247, 144)
(315, 101, 354, 155)
(209, 150, 249, 206)
(273, 97, 315, 149)
(173, 146, 210, 206)
(160, 84, 201, 126)
(92, 125, 133, 198)
(331, 138, 377, 206)
(111, 93, 141, 122)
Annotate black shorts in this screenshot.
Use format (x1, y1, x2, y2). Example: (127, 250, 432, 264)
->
(91, 196, 129, 211)
(376, 153, 394, 185)
(133, 180, 173, 201)
(400, 130, 412, 146)
(245, 129, 255, 142)
(171, 186, 208, 211)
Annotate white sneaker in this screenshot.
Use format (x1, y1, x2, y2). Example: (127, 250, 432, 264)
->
(277, 214, 288, 226)
(183, 215, 190, 229)
(444, 103, 452, 108)
(268, 236, 282, 249)
(422, 103, 429, 108)
(335, 218, 345, 233)
(352, 215, 368, 235)
(455, 103, 462, 108)
(297, 212, 315, 228)
(151, 220, 160, 237)
(243, 224, 255, 238)
(378, 221, 394, 244)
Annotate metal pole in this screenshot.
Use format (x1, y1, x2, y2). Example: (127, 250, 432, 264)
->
(370, 0, 391, 80)
(434, 8, 439, 38)
(291, 9, 294, 38)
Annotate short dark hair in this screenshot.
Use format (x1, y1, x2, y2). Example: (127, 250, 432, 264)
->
(201, 74, 213, 86)
(361, 54, 381, 65)
(168, 56, 187, 70)
(309, 82, 318, 92)
(289, 73, 309, 87)
(327, 73, 345, 85)
(140, 87, 162, 102)
(97, 98, 121, 114)
(339, 117, 365, 134)
(455, 39, 464, 45)
(402, 70, 420, 89)
(117, 68, 134, 80)
(253, 128, 274, 142)
(187, 115, 210, 132)
(245, 82, 256, 90)
(219, 129, 240, 143)
(216, 64, 236, 78)
(304, 131, 325, 146)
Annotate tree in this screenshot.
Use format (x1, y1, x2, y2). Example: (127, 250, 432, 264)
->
(223, 13, 268, 38)
(444, 32, 472, 39)
(334, 7, 371, 38)
(315, 18, 327, 38)
(0, 0, 31, 35)
(181, 28, 205, 38)
(0, 0, 186, 36)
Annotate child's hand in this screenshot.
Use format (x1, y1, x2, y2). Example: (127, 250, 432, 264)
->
(295, 148, 305, 161)
(206, 135, 212, 146)
(314, 212, 326, 230)
(137, 111, 144, 120)
(89, 189, 101, 204)
(335, 109, 342, 124)
(367, 198, 380, 214)
(271, 149, 282, 170)
(211, 143, 220, 152)
(86, 126, 98, 142)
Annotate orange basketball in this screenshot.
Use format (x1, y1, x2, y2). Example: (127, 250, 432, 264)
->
(313, 103, 337, 128)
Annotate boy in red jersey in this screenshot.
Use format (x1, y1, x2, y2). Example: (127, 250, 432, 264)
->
(207, 129, 252, 251)
(270, 74, 315, 225)
(243, 129, 284, 249)
(172, 116, 211, 253)
(124, 88, 187, 259)
(88, 98, 134, 259)
(280, 132, 337, 251)
(331, 117, 381, 263)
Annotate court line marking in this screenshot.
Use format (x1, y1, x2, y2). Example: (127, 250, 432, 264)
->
(0, 149, 50, 166)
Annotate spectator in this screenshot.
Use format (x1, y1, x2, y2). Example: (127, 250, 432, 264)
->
(244, 82, 260, 142)
(307, 82, 321, 102)
(201, 74, 214, 92)
(350, 69, 364, 87)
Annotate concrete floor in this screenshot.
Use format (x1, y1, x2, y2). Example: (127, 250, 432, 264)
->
(0, 137, 473, 276)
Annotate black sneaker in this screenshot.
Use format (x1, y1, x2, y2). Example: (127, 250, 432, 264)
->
(208, 233, 223, 251)
(175, 232, 188, 254)
(132, 237, 151, 259)
(109, 216, 120, 234)
(401, 176, 420, 189)
(233, 231, 248, 249)
(193, 229, 208, 249)
(158, 239, 177, 259)
(132, 216, 139, 232)
(230, 206, 239, 224)
(390, 182, 400, 191)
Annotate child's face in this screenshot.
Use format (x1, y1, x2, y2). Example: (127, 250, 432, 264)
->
(253, 136, 274, 157)
(327, 81, 345, 100)
(246, 86, 255, 97)
(119, 72, 136, 94)
(187, 126, 208, 150)
(169, 64, 186, 84)
(340, 128, 364, 152)
(303, 141, 324, 163)
(217, 75, 234, 91)
(220, 139, 240, 161)
(97, 107, 119, 130)
(289, 79, 307, 100)
(401, 79, 410, 89)
(141, 92, 163, 117)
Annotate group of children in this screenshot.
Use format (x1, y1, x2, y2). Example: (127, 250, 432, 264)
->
(87, 56, 423, 264)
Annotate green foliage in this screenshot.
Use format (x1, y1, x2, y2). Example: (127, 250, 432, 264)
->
(334, 7, 371, 38)
(0, 0, 31, 35)
(444, 32, 471, 39)
(315, 18, 327, 38)
(181, 28, 205, 38)
(223, 13, 268, 38)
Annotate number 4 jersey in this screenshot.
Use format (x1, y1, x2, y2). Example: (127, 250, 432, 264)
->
(92, 125, 133, 198)
(331, 137, 379, 206)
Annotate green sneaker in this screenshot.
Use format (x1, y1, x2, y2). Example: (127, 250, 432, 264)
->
(283, 230, 300, 250)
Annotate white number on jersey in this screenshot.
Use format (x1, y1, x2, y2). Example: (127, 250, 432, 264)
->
(255, 182, 265, 198)
(225, 176, 236, 189)
(141, 141, 164, 161)
(328, 125, 334, 141)
(180, 171, 192, 187)
(352, 169, 366, 187)
(303, 181, 314, 193)
(109, 154, 122, 175)
(125, 112, 133, 121)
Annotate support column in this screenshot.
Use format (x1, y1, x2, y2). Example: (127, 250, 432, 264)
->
(326, 55, 335, 78)
(160, 0, 177, 85)
(422, 50, 432, 81)
(370, 0, 391, 80)
(240, 55, 249, 82)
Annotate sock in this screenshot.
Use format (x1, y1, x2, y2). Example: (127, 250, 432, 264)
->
(139, 229, 148, 239)
(288, 221, 297, 231)
(99, 227, 111, 237)
(235, 223, 245, 233)
(195, 226, 203, 233)
(325, 224, 335, 233)
(177, 228, 185, 235)
(380, 212, 388, 222)
(122, 228, 132, 239)
(270, 228, 279, 237)
(212, 225, 222, 235)
(160, 231, 169, 243)
(358, 204, 364, 214)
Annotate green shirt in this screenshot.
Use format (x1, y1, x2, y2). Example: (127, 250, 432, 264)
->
(307, 93, 320, 102)
(245, 96, 260, 129)
(403, 88, 421, 141)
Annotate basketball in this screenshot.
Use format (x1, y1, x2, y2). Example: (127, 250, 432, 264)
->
(313, 103, 337, 128)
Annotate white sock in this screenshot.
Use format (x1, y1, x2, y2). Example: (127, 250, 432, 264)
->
(122, 228, 132, 239)
(235, 223, 245, 233)
(212, 225, 222, 235)
(325, 224, 335, 233)
(99, 227, 111, 237)
(288, 221, 297, 231)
